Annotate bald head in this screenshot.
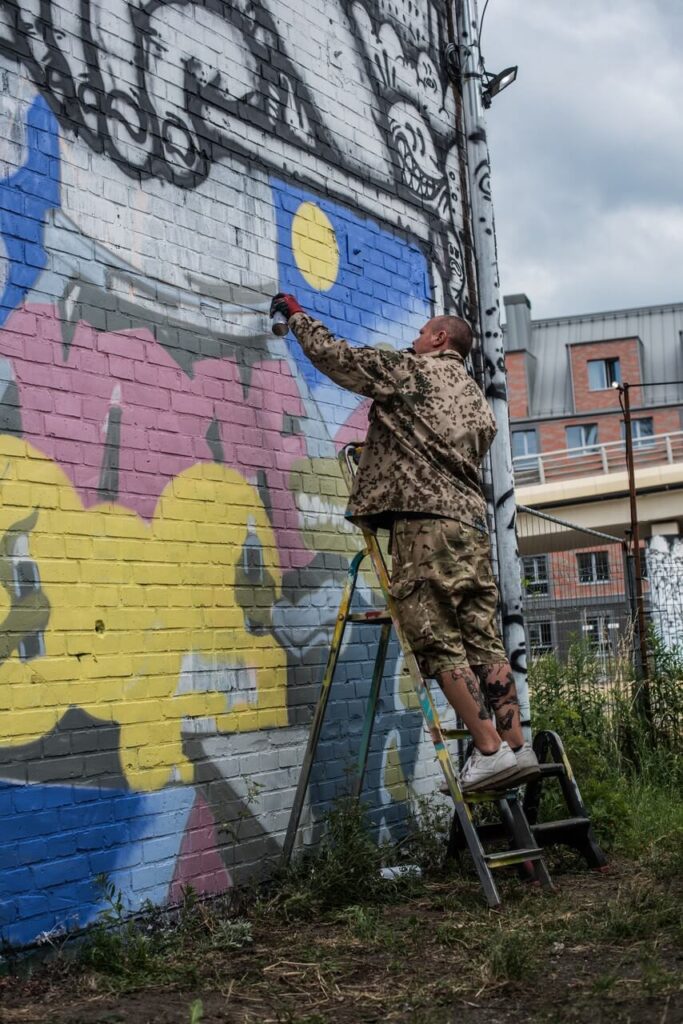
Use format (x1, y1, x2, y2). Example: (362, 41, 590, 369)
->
(412, 316, 473, 358)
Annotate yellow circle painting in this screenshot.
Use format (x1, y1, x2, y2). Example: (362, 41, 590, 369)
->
(291, 202, 339, 291)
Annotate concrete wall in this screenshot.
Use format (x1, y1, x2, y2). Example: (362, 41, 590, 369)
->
(0, 0, 469, 948)
(647, 532, 683, 650)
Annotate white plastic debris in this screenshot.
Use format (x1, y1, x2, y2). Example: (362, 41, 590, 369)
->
(379, 864, 422, 880)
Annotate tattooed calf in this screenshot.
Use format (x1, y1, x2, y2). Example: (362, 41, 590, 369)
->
(459, 667, 491, 722)
(473, 663, 520, 733)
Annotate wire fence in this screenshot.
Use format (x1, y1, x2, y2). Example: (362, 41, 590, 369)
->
(516, 505, 682, 749)
(516, 505, 634, 678)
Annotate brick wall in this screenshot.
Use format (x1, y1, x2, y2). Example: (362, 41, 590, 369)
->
(510, 330, 681, 464)
(549, 545, 626, 603)
(0, 1, 470, 949)
(535, 406, 681, 458)
(506, 351, 529, 418)
(569, 338, 643, 413)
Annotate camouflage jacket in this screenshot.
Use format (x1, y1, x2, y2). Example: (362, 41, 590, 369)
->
(289, 312, 496, 530)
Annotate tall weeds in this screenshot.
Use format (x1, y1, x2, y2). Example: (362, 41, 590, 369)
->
(529, 632, 682, 863)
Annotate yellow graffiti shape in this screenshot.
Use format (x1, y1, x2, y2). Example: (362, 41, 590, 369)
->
(288, 455, 387, 594)
(291, 202, 339, 291)
(0, 437, 287, 790)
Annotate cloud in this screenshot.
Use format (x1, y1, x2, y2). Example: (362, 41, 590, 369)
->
(482, 0, 683, 317)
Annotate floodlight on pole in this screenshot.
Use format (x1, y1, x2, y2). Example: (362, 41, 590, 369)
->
(482, 66, 518, 108)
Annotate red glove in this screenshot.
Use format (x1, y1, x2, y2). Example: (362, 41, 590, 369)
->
(270, 293, 304, 319)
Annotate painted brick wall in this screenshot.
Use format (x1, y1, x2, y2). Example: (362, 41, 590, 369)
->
(0, 1, 472, 948)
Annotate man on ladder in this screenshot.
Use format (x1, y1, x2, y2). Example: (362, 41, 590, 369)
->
(270, 293, 540, 794)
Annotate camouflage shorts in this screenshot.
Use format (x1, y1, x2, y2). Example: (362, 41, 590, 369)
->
(389, 516, 507, 677)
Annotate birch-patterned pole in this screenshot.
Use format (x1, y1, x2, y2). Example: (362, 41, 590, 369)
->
(453, 0, 529, 726)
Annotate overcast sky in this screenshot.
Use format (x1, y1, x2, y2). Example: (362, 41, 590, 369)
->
(482, 0, 683, 320)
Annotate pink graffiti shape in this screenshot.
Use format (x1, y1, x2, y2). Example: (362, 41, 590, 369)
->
(168, 793, 232, 902)
(0, 304, 310, 568)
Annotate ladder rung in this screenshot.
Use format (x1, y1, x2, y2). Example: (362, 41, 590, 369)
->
(464, 790, 508, 804)
(484, 848, 544, 868)
(538, 763, 565, 777)
(532, 817, 590, 835)
(441, 728, 471, 740)
(346, 611, 393, 624)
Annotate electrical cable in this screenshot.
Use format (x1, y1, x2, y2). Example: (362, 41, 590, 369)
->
(479, 0, 493, 44)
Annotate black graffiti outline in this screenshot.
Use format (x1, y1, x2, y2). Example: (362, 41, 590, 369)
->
(0, 0, 342, 190)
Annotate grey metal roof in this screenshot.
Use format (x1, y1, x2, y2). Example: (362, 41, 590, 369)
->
(503, 296, 683, 417)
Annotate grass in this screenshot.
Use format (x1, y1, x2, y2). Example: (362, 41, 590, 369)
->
(1, 641, 681, 1022)
(67, 877, 254, 991)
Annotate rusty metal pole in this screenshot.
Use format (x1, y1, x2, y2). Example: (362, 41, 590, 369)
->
(619, 383, 652, 717)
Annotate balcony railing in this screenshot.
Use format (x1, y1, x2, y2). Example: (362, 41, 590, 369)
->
(513, 430, 683, 486)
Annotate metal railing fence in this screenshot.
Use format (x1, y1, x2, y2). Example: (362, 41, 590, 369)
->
(513, 429, 683, 486)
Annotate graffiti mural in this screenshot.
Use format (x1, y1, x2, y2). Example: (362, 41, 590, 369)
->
(0, 0, 469, 948)
(646, 536, 683, 649)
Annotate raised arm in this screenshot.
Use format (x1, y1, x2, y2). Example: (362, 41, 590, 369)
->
(271, 294, 408, 401)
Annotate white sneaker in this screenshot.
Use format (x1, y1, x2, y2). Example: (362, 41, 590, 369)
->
(459, 742, 519, 793)
(510, 742, 542, 785)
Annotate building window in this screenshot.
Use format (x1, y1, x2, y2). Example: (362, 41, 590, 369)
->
(566, 423, 599, 456)
(588, 357, 621, 390)
(620, 417, 655, 449)
(511, 429, 539, 468)
(528, 620, 553, 655)
(522, 555, 549, 596)
(577, 550, 610, 583)
(582, 615, 619, 655)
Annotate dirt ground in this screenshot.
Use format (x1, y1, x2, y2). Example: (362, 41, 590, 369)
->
(1, 859, 681, 1024)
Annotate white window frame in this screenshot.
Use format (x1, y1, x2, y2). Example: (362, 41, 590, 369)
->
(566, 423, 599, 456)
(576, 550, 610, 584)
(588, 357, 621, 391)
(528, 620, 553, 655)
(522, 555, 549, 596)
(620, 417, 655, 450)
(512, 429, 539, 468)
(582, 615, 618, 657)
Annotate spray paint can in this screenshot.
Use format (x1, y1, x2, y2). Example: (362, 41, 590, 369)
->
(271, 312, 289, 337)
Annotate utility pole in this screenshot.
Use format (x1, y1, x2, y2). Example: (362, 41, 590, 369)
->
(619, 383, 652, 718)
(449, 0, 530, 726)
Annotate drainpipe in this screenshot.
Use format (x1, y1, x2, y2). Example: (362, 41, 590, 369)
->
(447, 0, 529, 727)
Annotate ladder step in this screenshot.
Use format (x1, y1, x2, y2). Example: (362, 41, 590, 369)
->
(532, 817, 590, 836)
(347, 610, 393, 624)
(441, 728, 471, 740)
(538, 763, 565, 777)
(484, 848, 544, 868)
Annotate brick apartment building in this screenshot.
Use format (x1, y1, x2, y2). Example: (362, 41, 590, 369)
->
(503, 294, 683, 662)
